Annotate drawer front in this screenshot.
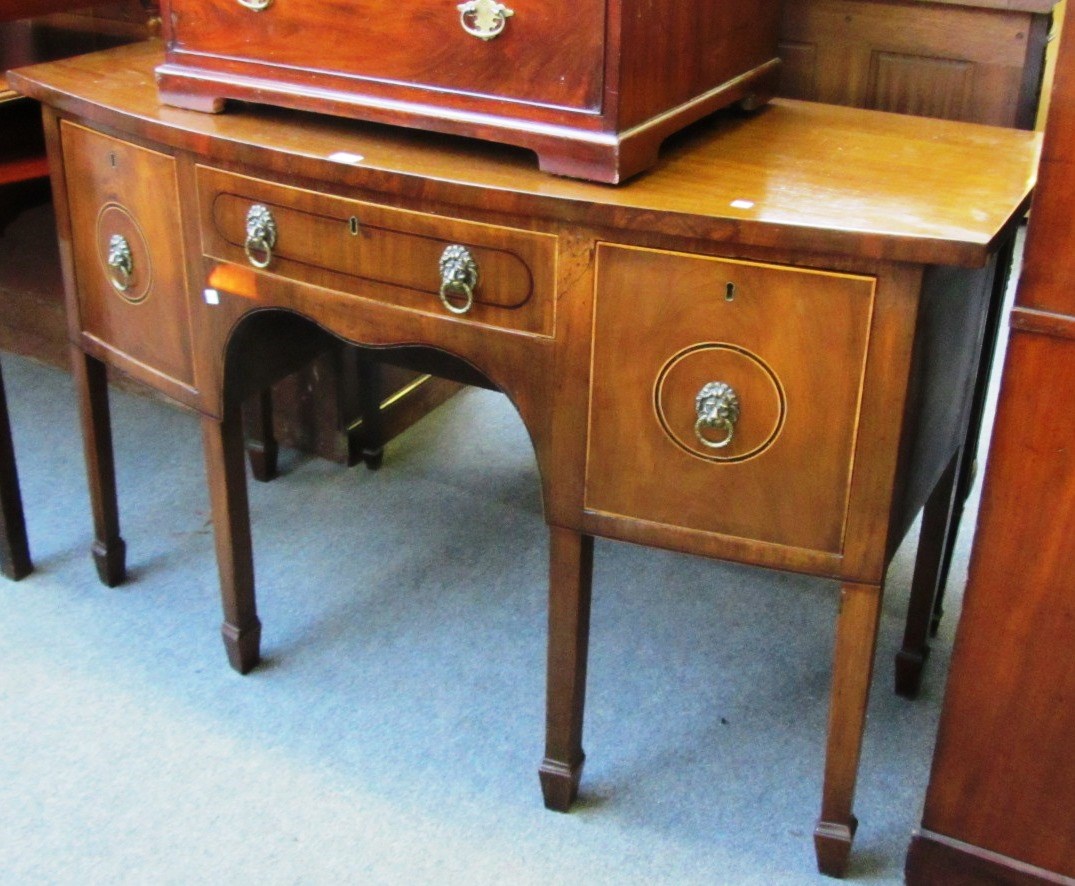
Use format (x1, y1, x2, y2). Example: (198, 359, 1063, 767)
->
(586, 244, 875, 555)
(62, 122, 196, 392)
(167, 0, 605, 113)
(197, 166, 556, 336)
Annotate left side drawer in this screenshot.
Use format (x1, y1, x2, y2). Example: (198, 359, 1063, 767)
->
(62, 122, 196, 397)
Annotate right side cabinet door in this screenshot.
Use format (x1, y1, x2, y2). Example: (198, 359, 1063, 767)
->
(585, 243, 876, 557)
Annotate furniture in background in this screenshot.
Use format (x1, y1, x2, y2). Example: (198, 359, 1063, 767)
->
(779, 0, 1055, 129)
(0, 360, 31, 580)
(1, 1, 158, 84)
(0, 98, 38, 580)
(11, 43, 1038, 877)
(905, 0, 1075, 880)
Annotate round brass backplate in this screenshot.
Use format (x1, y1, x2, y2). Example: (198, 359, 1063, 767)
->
(654, 343, 786, 463)
(95, 203, 153, 305)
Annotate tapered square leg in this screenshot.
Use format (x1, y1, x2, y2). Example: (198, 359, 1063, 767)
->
(71, 348, 126, 587)
(242, 388, 279, 483)
(815, 580, 882, 878)
(0, 360, 32, 580)
(539, 526, 593, 811)
(814, 816, 858, 879)
(351, 350, 385, 471)
(201, 406, 260, 674)
(896, 455, 959, 699)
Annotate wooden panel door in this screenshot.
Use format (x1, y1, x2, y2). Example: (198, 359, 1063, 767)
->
(586, 243, 875, 556)
(779, 0, 1052, 128)
(62, 121, 197, 398)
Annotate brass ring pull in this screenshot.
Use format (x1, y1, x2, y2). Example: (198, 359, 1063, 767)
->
(438, 244, 479, 315)
(457, 0, 514, 40)
(694, 382, 741, 450)
(440, 281, 475, 315)
(237, 0, 273, 11)
(244, 204, 277, 269)
(106, 233, 134, 292)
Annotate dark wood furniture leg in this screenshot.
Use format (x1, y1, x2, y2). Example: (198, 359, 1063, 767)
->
(815, 580, 882, 878)
(240, 346, 385, 478)
(0, 359, 32, 580)
(71, 346, 126, 586)
(896, 454, 960, 699)
(201, 403, 260, 674)
(241, 388, 279, 483)
(540, 526, 594, 812)
(350, 348, 385, 470)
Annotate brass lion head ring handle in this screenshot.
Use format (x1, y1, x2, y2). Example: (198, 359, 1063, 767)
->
(244, 203, 278, 269)
(457, 0, 514, 40)
(438, 244, 479, 315)
(106, 233, 134, 292)
(694, 381, 741, 450)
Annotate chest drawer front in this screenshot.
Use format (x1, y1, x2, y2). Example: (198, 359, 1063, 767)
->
(586, 244, 875, 556)
(61, 122, 196, 392)
(168, 0, 605, 113)
(197, 166, 555, 336)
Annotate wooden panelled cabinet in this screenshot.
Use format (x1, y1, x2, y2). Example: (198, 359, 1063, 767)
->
(155, 0, 782, 183)
(12, 44, 1039, 878)
(779, 0, 1055, 129)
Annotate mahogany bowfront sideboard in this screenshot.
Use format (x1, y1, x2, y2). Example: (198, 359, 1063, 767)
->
(11, 42, 1039, 878)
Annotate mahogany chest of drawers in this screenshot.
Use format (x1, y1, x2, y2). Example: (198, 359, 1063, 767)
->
(154, 0, 782, 182)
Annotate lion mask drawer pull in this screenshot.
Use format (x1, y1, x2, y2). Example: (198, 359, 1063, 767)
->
(438, 244, 479, 315)
(244, 204, 278, 269)
(694, 382, 741, 450)
(106, 233, 134, 292)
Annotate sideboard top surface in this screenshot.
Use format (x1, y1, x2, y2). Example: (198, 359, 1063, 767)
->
(10, 41, 1041, 267)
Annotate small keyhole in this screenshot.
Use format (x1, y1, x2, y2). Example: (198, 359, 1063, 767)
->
(348, 216, 360, 236)
(725, 282, 736, 302)
(109, 152, 118, 168)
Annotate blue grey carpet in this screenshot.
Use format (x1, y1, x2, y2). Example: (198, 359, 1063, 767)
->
(0, 350, 979, 884)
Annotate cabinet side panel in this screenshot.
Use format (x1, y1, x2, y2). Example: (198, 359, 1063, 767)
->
(887, 260, 995, 553)
(919, 328, 1075, 877)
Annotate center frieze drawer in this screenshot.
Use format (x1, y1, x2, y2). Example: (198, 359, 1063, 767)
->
(586, 244, 876, 556)
(196, 166, 556, 336)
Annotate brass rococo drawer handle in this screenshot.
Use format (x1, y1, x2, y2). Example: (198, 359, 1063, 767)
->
(237, 0, 273, 11)
(244, 204, 278, 269)
(694, 381, 741, 450)
(106, 233, 134, 292)
(438, 244, 479, 315)
(457, 0, 513, 40)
